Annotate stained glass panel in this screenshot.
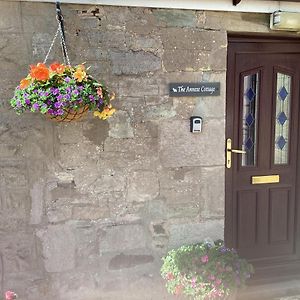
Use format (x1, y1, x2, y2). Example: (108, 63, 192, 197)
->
(274, 73, 291, 164)
(242, 73, 259, 166)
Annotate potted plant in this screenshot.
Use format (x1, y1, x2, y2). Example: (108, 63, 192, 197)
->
(161, 240, 254, 300)
(4, 291, 17, 300)
(10, 62, 115, 122)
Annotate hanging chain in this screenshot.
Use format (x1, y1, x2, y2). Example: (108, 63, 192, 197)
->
(43, 27, 60, 64)
(43, 1, 71, 66)
(57, 15, 71, 66)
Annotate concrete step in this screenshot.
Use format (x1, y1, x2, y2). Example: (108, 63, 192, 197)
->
(237, 279, 300, 300)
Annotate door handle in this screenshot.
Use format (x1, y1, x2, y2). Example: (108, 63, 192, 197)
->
(231, 149, 246, 154)
(226, 138, 246, 169)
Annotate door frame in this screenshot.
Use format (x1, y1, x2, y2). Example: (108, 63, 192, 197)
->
(225, 35, 300, 278)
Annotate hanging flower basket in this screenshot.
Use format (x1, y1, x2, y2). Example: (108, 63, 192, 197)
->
(10, 62, 115, 122)
(10, 2, 115, 122)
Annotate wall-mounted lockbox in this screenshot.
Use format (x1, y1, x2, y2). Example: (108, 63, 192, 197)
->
(190, 116, 203, 133)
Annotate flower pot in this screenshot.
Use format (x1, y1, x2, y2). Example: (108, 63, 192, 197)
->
(46, 105, 89, 122)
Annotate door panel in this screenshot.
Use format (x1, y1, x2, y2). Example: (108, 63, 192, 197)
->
(225, 38, 300, 269)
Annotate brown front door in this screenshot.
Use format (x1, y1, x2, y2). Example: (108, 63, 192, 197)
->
(225, 37, 300, 277)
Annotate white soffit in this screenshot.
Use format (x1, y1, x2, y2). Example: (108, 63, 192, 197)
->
(11, 0, 300, 13)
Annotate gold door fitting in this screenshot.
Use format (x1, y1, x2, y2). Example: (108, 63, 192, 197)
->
(226, 138, 246, 169)
(252, 175, 280, 184)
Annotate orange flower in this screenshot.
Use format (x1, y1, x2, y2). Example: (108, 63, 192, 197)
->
(73, 66, 86, 82)
(50, 62, 65, 74)
(19, 78, 31, 89)
(30, 63, 50, 81)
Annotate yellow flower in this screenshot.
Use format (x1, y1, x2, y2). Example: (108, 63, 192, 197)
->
(73, 66, 86, 82)
(94, 107, 116, 120)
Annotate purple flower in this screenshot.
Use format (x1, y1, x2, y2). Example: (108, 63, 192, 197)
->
(65, 77, 71, 83)
(54, 102, 62, 108)
(16, 100, 21, 108)
(78, 85, 84, 90)
(57, 109, 64, 115)
(33, 89, 38, 93)
(39, 92, 45, 97)
(66, 87, 72, 93)
(44, 92, 49, 97)
(32, 103, 39, 111)
(89, 95, 95, 102)
(25, 98, 31, 105)
(51, 88, 59, 95)
(57, 94, 63, 101)
(65, 94, 71, 100)
(73, 89, 79, 95)
(48, 109, 55, 115)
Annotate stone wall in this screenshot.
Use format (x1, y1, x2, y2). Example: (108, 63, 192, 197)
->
(0, 2, 270, 299)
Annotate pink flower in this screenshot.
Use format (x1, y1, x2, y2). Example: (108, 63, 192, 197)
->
(215, 278, 222, 286)
(201, 255, 209, 263)
(208, 275, 215, 281)
(191, 277, 197, 288)
(5, 291, 17, 300)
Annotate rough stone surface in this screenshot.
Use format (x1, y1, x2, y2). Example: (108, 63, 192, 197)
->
(100, 224, 147, 253)
(110, 51, 161, 75)
(109, 253, 154, 270)
(0, 2, 277, 299)
(37, 224, 75, 272)
(159, 119, 225, 167)
(168, 220, 224, 249)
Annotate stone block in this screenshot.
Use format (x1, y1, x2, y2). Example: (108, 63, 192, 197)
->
(104, 137, 158, 154)
(126, 34, 162, 55)
(127, 171, 159, 203)
(0, 2, 22, 32)
(0, 233, 38, 273)
(205, 11, 270, 32)
(144, 102, 176, 120)
(163, 48, 226, 72)
(109, 253, 154, 270)
(58, 123, 84, 144)
(0, 34, 29, 66)
(86, 30, 126, 50)
(110, 51, 161, 75)
(119, 78, 159, 97)
(30, 180, 44, 225)
(74, 223, 101, 269)
(199, 166, 225, 218)
(153, 9, 197, 27)
(89, 173, 127, 193)
(168, 220, 224, 249)
(47, 205, 72, 223)
(72, 206, 110, 220)
(37, 224, 75, 272)
(133, 122, 158, 138)
(159, 119, 225, 167)
(100, 224, 147, 253)
(160, 28, 226, 51)
(83, 118, 109, 146)
(108, 110, 134, 138)
(159, 167, 202, 204)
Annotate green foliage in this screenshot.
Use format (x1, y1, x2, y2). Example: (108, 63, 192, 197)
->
(161, 240, 254, 300)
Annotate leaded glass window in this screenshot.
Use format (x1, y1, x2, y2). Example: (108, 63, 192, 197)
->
(242, 73, 259, 166)
(274, 73, 291, 164)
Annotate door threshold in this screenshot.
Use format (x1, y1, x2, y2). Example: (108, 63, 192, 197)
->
(237, 278, 300, 300)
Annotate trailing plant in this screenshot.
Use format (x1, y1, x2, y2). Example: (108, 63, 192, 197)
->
(161, 240, 254, 300)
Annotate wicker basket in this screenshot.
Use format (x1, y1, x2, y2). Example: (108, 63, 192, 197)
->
(46, 105, 89, 122)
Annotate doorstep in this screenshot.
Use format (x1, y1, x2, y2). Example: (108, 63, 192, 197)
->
(237, 279, 300, 300)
